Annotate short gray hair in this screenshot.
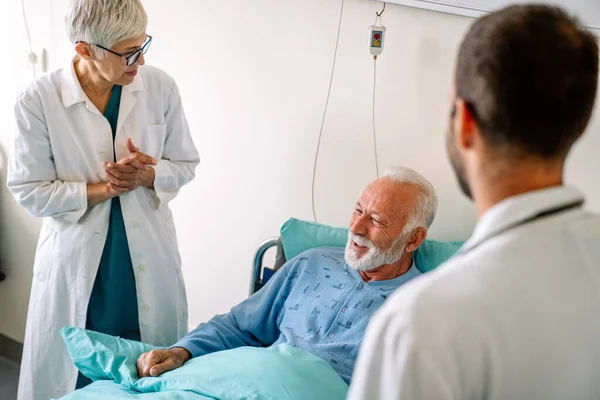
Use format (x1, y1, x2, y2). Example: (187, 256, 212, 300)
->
(383, 166, 439, 231)
(66, 0, 148, 59)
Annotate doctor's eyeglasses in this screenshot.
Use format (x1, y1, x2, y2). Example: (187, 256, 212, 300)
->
(77, 35, 152, 67)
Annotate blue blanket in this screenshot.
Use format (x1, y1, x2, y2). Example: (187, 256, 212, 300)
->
(57, 327, 348, 400)
(60, 380, 213, 399)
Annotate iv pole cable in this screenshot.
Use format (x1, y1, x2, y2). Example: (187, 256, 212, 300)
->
(372, 57, 380, 178)
(21, 0, 36, 80)
(311, 0, 346, 222)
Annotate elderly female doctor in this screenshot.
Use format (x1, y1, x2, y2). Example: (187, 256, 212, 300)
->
(7, 0, 199, 399)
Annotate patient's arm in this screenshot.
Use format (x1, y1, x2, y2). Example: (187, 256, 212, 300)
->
(171, 260, 298, 357)
(137, 262, 295, 379)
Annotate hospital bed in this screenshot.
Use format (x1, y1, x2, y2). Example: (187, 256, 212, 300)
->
(60, 219, 463, 399)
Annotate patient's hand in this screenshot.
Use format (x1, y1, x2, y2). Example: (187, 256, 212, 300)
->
(137, 347, 192, 378)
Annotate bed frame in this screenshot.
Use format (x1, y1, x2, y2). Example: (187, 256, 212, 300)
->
(250, 237, 287, 296)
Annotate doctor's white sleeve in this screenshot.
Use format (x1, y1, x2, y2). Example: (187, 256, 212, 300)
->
(7, 92, 87, 223)
(152, 81, 200, 205)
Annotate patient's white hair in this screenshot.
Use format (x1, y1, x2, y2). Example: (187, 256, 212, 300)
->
(66, 0, 148, 59)
(345, 167, 438, 271)
(384, 166, 438, 232)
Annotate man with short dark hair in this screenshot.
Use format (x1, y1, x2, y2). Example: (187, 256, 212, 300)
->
(348, 4, 600, 399)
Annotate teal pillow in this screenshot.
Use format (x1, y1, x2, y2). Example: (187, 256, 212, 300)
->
(414, 238, 465, 272)
(60, 326, 348, 400)
(60, 326, 159, 385)
(280, 218, 463, 273)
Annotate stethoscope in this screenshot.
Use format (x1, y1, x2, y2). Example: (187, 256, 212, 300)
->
(457, 200, 585, 256)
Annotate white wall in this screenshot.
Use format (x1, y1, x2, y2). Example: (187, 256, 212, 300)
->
(1, 0, 599, 342)
(139, 0, 481, 329)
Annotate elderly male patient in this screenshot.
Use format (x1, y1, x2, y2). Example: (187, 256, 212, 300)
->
(137, 166, 438, 383)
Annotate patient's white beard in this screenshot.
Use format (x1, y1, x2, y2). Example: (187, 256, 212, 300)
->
(345, 231, 407, 271)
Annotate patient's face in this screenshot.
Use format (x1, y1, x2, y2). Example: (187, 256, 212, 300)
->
(346, 180, 418, 269)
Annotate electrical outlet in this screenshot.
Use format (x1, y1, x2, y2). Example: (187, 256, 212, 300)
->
(23, 47, 48, 79)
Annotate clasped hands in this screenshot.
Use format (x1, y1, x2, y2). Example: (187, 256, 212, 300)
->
(104, 138, 156, 197)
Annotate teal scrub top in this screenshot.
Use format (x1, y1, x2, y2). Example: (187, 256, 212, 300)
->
(77, 85, 140, 388)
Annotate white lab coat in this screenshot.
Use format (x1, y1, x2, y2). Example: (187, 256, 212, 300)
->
(7, 61, 200, 400)
(348, 186, 600, 400)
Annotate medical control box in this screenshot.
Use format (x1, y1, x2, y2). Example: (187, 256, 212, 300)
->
(369, 25, 386, 57)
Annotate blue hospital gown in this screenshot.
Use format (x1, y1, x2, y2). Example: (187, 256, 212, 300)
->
(173, 247, 421, 383)
(76, 85, 140, 389)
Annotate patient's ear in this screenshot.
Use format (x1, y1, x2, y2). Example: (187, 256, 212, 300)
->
(405, 228, 427, 253)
